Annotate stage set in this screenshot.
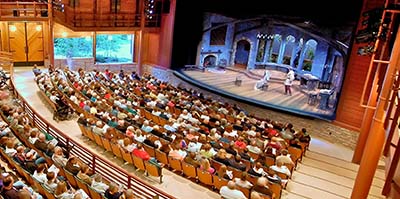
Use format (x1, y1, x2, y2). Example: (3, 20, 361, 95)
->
(175, 13, 354, 120)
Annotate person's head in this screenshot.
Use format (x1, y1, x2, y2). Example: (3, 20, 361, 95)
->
(68, 156, 78, 164)
(240, 172, 248, 181)
(280, 149, 289, 156)
(36, 163, 47, 173)
(218, 165, 227, 177)
(55, 181, 68, 195)
(108, 182, 119, 194)
(124, 189, 135, 199)
(216, 149, 227, 159)
(16, 146, 24, 153)
(54, 146, 64, 156)
(38, 133, 46, 142)
(2, 175, 14, 188)
(227, 180, 236, 190)
(123, 137, 132, 146)
(46, 171, 56, 182)
(80, 164, 89, 174)
(93, 173, 103, 182)
(256, 177, 268, 187)
(5, 139, 14, 149)
(18, 188, 31, 199)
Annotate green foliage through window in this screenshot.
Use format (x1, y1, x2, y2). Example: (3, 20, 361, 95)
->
(95, 34, 133, 63)
(54, 37, 93, 58)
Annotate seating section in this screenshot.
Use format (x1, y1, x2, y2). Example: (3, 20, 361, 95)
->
(2, 67, 174, 199)
(39, 67, 312, 199)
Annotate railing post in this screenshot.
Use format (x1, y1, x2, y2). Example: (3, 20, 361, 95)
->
(127, 176, 131, 188)
(92, 156, 96, 172)
(32, 112, 36, 126)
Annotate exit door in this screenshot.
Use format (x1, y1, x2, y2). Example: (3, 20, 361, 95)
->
(9, 22, 44, 66)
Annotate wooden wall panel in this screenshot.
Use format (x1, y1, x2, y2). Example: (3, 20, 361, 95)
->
(334, 0, 385, 130)
(120, 0, 137, 13)
(9, 22, 27, 62)
(145, 32, 159, 64)
(26, 23, 43, 62)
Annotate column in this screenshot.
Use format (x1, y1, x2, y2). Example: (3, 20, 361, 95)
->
(47, 1, 54, 67)
(137, 0, 145, 76)
(351, 26, 400, 199)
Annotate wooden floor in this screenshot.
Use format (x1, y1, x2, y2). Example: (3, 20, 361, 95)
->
(180, 69, 334, 118)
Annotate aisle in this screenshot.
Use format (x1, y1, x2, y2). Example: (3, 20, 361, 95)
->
(12, 67, 385, 199)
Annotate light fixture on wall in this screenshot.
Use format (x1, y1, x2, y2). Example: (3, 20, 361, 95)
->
(61, 32, 68, 37)
(84, 36, 91, 41)
(9, 25, 16, 32)
(35, 25, 42, 31)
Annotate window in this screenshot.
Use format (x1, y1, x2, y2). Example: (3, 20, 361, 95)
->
(54, 36, 93, 58)
(210, 25, 227, 45)
(302, 39, 317, 71)
(256, 38, 267, 62)
(95, 34, 134, 63)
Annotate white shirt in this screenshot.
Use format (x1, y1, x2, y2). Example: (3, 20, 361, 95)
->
(33, 171, 47, 184)
(270, 165, 291, 177)
(220, 186, 247, 199)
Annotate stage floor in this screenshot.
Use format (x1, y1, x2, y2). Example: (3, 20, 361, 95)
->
(176, 68, 336, 120)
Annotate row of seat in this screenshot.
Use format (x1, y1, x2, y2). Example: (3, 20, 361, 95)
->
(78, 123, 163, 183)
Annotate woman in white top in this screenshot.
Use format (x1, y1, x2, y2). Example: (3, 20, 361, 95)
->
(234, 172, 253, 189)
(33, 163, 48, 184)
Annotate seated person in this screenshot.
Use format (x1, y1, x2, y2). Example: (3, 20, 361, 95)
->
(252, 177, 274, 198)
(219, 180, 247, 199)
(233, 172, 253, 189)
(184, 152, 200, 168)
(91, 174, 109, 194)
(54, 181, 89, 199)
(44, 171, 59, 193)
(104, 182, 123, 199)
(65, 156, 81, 175)
(77, 164, 93, 185)
(199, 157, 215, 174)
(132, 143, 162, 168)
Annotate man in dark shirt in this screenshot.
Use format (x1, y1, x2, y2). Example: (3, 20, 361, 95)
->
(34, 133, 48, 152)
(1, 175, 19, 199)
(228, 155, 247, 171)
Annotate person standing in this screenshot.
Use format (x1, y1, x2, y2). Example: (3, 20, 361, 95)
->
(284, 69, 295, 95)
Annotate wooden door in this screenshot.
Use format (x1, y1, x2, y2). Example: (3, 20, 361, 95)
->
(9, 22, 44, 66)
(26, 22, 44, 64)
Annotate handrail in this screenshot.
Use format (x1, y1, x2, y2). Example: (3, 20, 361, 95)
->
(8, 75, 175, 199)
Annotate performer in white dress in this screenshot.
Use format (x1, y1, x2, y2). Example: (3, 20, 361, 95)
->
(254, 69, 271, 90)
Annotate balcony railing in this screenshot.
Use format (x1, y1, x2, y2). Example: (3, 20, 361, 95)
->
(0, 2, 48, 20)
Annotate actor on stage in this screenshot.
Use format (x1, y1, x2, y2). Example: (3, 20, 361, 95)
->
(284, 69, 295, 95)
(254, 69, 271, 91)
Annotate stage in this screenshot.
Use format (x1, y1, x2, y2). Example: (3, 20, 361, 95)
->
(174, 66, 337, 120)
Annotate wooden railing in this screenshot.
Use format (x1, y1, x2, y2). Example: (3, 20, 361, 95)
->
(0, 51, 13, 74)
(54, 5, 161, 31)
(5, 67, 175, 199)
(0, 2, 48, 21)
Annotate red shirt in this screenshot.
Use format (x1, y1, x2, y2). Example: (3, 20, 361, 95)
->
(132, 148, 150, 161)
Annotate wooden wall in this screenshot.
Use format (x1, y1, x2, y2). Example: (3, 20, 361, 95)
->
(334, 0, 386, 131)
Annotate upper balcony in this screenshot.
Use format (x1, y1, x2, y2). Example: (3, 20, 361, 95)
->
(0, 1, 49, 21)
(0, 0, 162, 32)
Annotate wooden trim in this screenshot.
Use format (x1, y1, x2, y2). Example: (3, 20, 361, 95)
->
(382, 138, 400, 195)
(332, 120, 361, 132)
